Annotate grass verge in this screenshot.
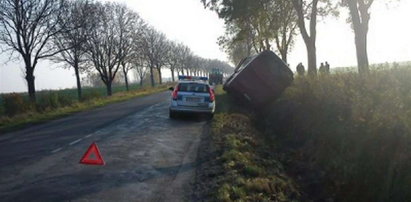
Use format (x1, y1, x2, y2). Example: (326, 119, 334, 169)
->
(201, 86, 300, 201)
(260, 66, 411, 201)
(0, 85, 169, 133)
(198, 65, 411, 201)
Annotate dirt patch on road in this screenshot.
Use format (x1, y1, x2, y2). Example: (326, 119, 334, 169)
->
(191, 121, 224, 201)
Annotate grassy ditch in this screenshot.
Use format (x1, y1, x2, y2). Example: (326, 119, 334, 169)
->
(197, 86, 300, 201)
(200, 65, 411, 201)
(260, 66, 411, 201)
(0, 85, 170, 133)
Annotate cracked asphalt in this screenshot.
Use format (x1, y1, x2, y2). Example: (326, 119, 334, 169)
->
(0, 91, 208, 202)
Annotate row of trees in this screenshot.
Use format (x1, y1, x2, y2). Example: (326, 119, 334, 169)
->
(0, 0, 232, 102)
(202, 0, 379, 76)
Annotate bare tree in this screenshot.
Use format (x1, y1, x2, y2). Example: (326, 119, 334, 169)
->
(140, 27, 169, 86)
(179, 45, 193, 76)
(132, 55, 148, 87)
(0, 0, 66, 102)
(166, 41, 182, 82)
(140, 27, 157, 87)
(84, 72, 104, 87)
(85, 2, 124, 96)
(52, 0, 94, 100)
(153, 34, 170, 84)
(115, 5, 144, 91)
(191, 56, 203, 76)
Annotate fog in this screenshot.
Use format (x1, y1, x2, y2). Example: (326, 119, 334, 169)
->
(1, 0, 410, 93)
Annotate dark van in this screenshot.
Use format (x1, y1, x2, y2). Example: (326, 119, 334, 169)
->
(223, 50, 294, 107)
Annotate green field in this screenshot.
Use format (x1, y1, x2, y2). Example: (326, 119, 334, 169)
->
(0, 83, 170, 133)
(0, 83, 143, 116)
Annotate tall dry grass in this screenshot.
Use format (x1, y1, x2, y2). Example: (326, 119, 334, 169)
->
(263, 65, 411, 201)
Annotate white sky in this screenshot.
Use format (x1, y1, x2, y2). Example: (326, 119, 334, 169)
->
(1, 0, 410, 93)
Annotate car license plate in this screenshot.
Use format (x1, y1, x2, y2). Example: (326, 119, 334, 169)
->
(198, 103, 208, 107)
(186, 97, 201, 102)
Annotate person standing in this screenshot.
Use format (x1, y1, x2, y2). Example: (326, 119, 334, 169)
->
(296, 63, 305, 76)
(319, 62, 326, 74)
(325, 62, 330, 74)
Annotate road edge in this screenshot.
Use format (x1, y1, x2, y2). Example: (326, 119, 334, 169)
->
(0, 87, 169, 134)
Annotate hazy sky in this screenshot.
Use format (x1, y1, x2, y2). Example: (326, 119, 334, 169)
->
(1, 0, 410, 93)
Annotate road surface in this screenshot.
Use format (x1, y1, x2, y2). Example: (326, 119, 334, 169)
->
(0, 91, 208, 201)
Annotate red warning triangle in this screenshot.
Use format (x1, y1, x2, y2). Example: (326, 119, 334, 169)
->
(79, 142, 105, 165)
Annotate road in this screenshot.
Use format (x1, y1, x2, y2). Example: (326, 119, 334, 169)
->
(0, 91, 208, 202)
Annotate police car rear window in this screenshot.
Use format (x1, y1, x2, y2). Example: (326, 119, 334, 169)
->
(178, 83, 209, 93)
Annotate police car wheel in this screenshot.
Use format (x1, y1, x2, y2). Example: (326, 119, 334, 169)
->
(169, 110, 177, 119)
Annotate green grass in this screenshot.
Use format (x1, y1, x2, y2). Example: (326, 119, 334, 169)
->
(262, 65, 411, 201)
(0, 83, 147, 115)
(212, 64, 411, 201)
(0, 84, 170, 133)
(209, 86, 300, 201)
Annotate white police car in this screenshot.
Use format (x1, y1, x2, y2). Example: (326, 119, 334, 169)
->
(169, 76, 215, 119)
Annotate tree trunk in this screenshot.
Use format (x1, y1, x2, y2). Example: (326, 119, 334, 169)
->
(280, 49, 288, 63)
(139, 78, 143, 87)
(124, 72, 129, 91)
(149, 66, 155, 87)
(74, 63, 82, 101)
(122, 66, 129, 91)
(171, 69, 175, 82)
(347, 0, 371, 75)
(348, 0, 370, 76)
(157, 68, 162, 84)
(25, 65, 36, 103)
(292, 0, 318, 76)
(106, 81, 113, 96)
(306, 40, 317, 76)
(354, 29, 369, 75)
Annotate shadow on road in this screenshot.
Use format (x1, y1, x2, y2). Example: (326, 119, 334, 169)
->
(3, 161, 204, 202)
(170, 113, 213, 122)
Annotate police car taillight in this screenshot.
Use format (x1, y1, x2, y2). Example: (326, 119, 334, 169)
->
(209, 88, 215, 102)
(172, 86, 179, 100)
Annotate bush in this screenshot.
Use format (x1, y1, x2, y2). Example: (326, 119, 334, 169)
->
(57, 92, 75, 106)
(82, 90, 103, 101)
(2, 93, 31, 116)
(263, 66, 411, 201)
(0, 98, 4, 116)
(36, 92, 60, 111)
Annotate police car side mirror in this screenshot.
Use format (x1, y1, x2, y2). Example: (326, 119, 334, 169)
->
(168, 87, 174, 91)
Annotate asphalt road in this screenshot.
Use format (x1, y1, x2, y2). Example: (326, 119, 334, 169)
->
(0, 91, 208, 201)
